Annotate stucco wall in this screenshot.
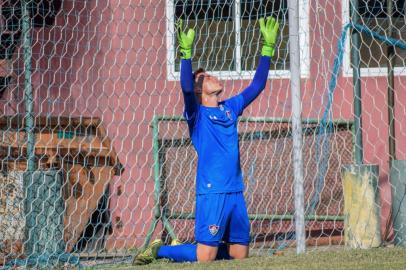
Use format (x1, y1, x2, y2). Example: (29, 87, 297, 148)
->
(4, 0, 405, 249)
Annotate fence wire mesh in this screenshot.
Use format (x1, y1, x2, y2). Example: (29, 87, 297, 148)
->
(0, 0, 405, 269)
(157, 118, 353, 254)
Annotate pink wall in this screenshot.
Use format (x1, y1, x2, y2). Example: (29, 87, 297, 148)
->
(4, 0, 405, 249)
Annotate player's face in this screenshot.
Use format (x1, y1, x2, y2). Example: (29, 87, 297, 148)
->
(202, 74, 223, 97)
(194, 73, 223, 101)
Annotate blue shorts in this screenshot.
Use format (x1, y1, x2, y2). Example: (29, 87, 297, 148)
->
(195, 191, 250, 247)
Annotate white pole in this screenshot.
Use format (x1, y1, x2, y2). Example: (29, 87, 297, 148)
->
(288, 0, 306, 254)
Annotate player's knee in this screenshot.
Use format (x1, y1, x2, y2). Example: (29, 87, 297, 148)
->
(196, 245, 217, 262)
(197, 250, 217, 262)
(229, 245, 249, 259)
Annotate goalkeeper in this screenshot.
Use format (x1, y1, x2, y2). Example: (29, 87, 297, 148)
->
(133, 16, 279, 265)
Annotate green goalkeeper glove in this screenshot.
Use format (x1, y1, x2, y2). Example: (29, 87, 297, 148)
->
(176, 19, 195, 59)
(259, 16, 279, 58)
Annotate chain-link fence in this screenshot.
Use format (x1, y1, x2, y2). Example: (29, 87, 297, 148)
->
(156, 117, 353, 253)
(0, 0, 405, 268)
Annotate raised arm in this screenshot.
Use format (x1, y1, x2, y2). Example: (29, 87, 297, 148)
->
(181, 59, 198, 119)
(177, 20, 198, 123)
(240, 56, 271, 108)
(240, 17, 279, 109)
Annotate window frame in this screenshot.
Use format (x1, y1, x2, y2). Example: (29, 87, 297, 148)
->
(166, 0, 310, 81)
(342, 0, 406, 77)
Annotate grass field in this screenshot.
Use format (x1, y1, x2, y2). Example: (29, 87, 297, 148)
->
(93, 247, 406, 270)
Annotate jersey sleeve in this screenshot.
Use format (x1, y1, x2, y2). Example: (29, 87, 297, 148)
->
(181, 58, 199, 134)
(240, 55, 271, 109)
(183, 106, 199, 134)
(224, 94, 245, 117)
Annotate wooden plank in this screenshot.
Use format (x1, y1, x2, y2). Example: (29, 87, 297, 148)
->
(0, 115, 100, 129)
(36, 133, 104, 150)
(0, 146, 113, 160)
(6, 157, 57, 171)
(0, 115, 121, 256)
(63, 165, 114, 252)
(0, 148, 121, 175)
(1, 152, 118, 176)
(95, 123, 122, 175)
(0, 116, 123, 174)
(0, 131, 107, 154)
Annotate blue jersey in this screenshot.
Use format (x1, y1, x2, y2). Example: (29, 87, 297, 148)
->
(180, 56, 271, 195)
(185, 95, 245, 194)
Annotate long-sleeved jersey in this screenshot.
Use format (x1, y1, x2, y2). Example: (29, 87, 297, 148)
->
(181, 56, 271, 194)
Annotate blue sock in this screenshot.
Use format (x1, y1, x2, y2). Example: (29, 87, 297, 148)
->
(157, 244, 197, 262)
(216, 243, 232, 260)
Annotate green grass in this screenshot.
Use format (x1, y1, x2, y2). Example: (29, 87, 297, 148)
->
(92, 247, 406, 270)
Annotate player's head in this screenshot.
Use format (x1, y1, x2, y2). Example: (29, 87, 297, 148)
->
(193, 68, 223, 105)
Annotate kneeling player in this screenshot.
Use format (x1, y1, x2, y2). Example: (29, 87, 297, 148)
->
(133, 16, 279, 265)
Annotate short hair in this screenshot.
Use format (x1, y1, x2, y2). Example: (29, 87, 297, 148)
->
(193, 68, 206, 80)
(193, 68, 206, 93)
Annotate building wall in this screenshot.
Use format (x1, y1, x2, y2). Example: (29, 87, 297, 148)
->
(5, 0, 405, 249)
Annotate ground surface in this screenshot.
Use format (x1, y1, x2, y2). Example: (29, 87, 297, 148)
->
(91, 247, 406, 270)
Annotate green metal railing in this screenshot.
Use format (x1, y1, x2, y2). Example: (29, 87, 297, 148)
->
(142, 115, 354, 248)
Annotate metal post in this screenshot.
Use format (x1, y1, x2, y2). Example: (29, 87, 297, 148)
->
(143, 117, 161, 249)
(350, 0, 364, 164)
(387, 0, 396, 165)
(288, 0, 305, 254)
(22, 0, 37, 257)
(22, 0, 35, 171)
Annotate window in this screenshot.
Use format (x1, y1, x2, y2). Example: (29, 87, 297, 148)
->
(166, 0, 309, 80)
(343, 0, 406, 76)
(240, 1, 289, 71)
(174, 0, 236, 72)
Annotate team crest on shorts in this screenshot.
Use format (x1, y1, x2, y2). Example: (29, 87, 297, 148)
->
(209, 224, 219, 236)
